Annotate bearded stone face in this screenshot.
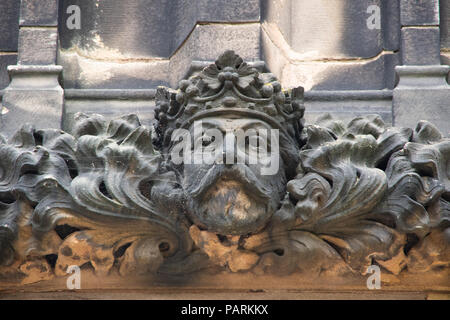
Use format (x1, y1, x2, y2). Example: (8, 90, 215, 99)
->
(171, 115, 287, 236)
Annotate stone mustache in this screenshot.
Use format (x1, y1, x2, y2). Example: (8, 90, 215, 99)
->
(0, 51, 448, 283)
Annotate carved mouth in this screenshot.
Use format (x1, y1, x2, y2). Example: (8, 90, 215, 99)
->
(186, 165, 273, 235)
(189, 164, 271, 201)
(197, 178, 271, 235)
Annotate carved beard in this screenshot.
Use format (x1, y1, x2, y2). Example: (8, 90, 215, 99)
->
(184, 164, 284, 235)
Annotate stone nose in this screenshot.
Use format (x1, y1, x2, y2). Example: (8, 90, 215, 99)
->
(223, 132, 236, 165)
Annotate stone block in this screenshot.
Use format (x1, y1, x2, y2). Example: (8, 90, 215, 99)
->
(400, 0, 440, 26)
(393, 87, 450, 137)
(261, 27, 399, 90)
(1, 88, 63, 137)
(393, 65, 450, 137)
(0, 0, 20, 51)
(195, 0, 260, 21)
(381, 0, 401, 51)
(401, 27, 441, 65)
(0, 65, 63, 138)
(169, 23, 261, 87)
(18, 27, 58, 65)
(19, 0, 58, 26)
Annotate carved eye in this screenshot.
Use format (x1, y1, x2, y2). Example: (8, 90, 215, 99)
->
(193, 133, 215, 148)
(245, 134, 271, 154)
(202, 135, 215, 147)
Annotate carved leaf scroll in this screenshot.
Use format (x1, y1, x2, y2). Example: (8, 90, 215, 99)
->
(0, 52, 449, 283)
(1, 113, 449, 282)
(0, 113, 197, 282)
(255, 114, 449, 276)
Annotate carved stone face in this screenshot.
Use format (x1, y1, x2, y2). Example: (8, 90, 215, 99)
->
(173, 115, 287, 236)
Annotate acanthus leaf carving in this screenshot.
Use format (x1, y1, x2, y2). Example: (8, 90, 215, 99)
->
(0, 51, 448, 285)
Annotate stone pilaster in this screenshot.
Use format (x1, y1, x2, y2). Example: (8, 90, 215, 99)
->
(393, 0, 450, 136)
(0, 0, 63, 138)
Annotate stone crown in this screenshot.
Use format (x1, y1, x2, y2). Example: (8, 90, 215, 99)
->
(154, 50, 305, 150)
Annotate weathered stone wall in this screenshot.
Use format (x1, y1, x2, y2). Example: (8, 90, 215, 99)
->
(0, 0, 449, 136)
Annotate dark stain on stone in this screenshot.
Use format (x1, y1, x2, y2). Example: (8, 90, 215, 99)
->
(61, 246, 73, 256)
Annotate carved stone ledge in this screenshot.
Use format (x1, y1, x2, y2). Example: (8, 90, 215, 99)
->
(0, 51, 448, 289)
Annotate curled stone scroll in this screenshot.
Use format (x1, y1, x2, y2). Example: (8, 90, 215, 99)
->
(0, 51, 448, 285)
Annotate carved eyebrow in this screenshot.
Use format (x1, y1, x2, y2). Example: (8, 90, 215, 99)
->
(239, 121, 272, 132)
(188, 119, 271, 133)
(199, 120, 222, 128)
(188, 120, 226, 134)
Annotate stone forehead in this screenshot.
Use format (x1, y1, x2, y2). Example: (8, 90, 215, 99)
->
(180, 108, 291, 134)
(188, 117, 272, 131)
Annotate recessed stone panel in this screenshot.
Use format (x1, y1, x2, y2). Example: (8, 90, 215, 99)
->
(58, 0, 260, 59)
(58, 23, 260, 89)
(261, 27, 399, 90)
(262, 0, 384, 59)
